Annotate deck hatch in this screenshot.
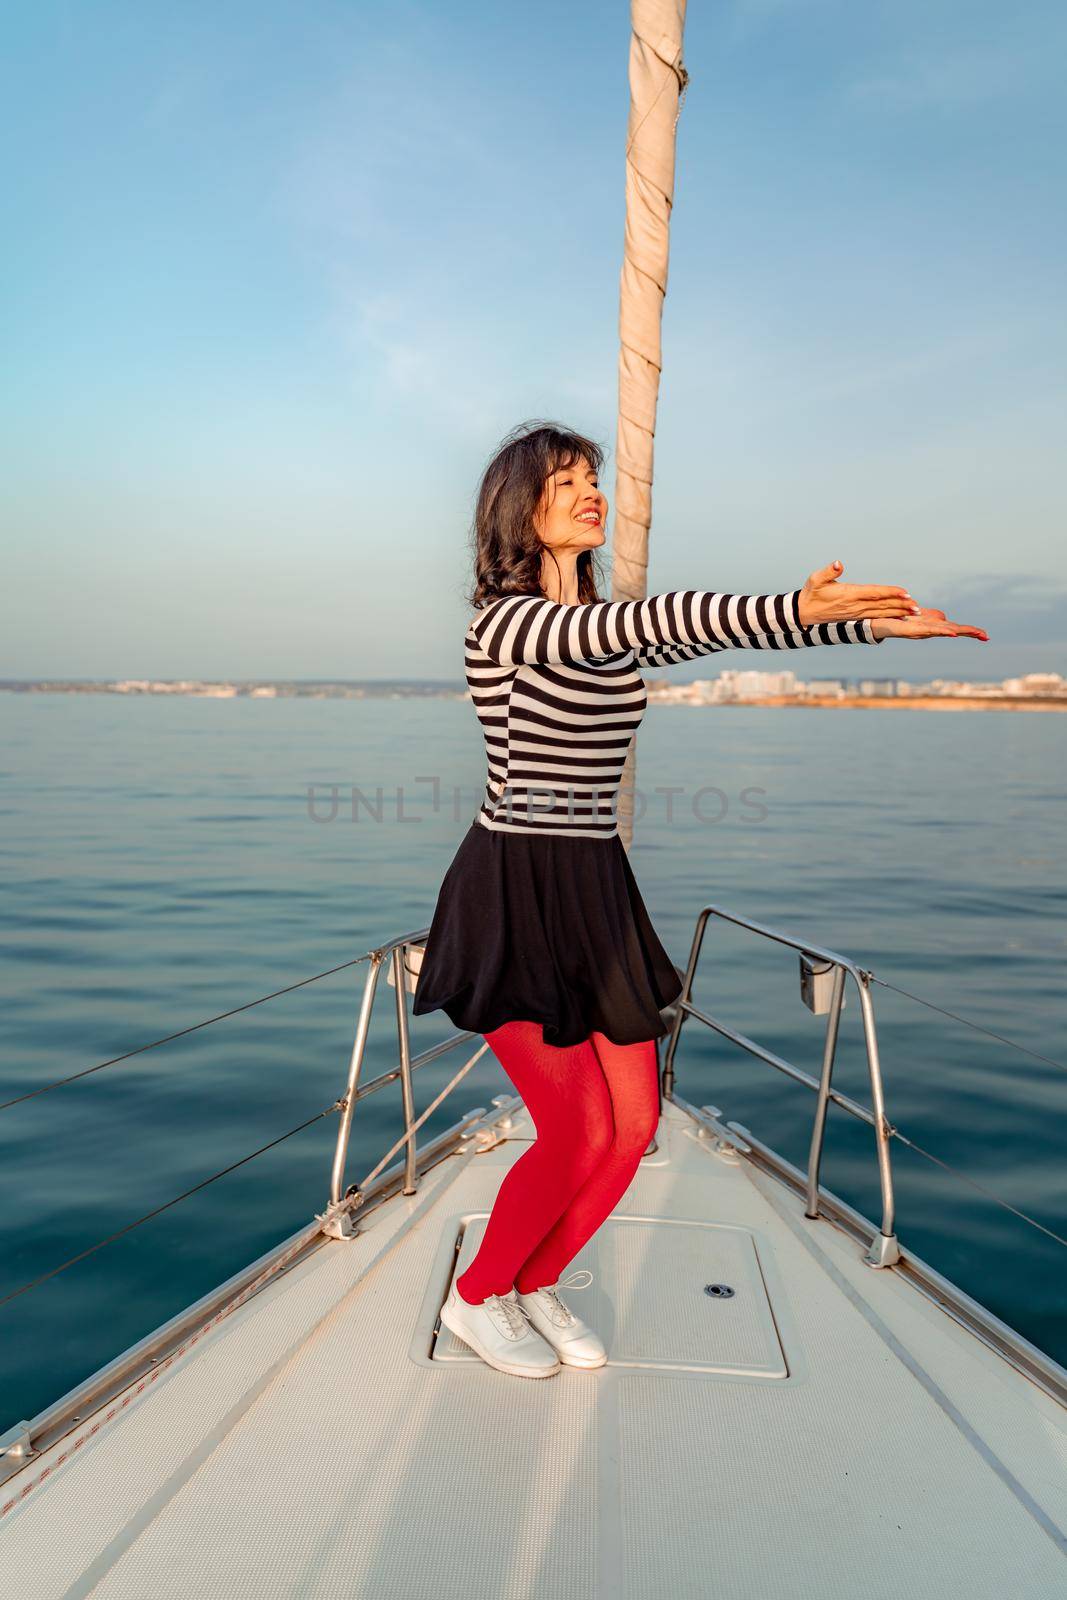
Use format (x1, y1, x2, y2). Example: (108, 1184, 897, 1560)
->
(433, 1214, 788, 1378)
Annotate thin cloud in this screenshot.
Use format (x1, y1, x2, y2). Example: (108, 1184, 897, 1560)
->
(338, 285, 508, 439)
(926, 573, 1067, 644)
(793, 318, 1053, 406)
(845, 38, 1061, 110)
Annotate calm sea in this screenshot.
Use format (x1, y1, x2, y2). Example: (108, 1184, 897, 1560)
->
(0, 692, 1064, 1428)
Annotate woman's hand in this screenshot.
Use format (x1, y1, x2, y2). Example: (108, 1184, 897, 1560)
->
(796, 559, 918, 627)
(869, 606, 989, 642)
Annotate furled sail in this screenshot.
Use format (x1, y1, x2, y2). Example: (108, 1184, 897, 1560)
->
(613, 0, 690, 849)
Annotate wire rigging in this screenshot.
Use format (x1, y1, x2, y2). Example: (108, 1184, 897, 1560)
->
(889, 1125, 1067, 1250)
(868, 974, 1066, 1075)
(0, 1103, 340, 1310)
(0, 953, 372, 1112)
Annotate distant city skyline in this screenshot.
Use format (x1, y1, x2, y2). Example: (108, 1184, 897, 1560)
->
(3, 1, 1065, 683)
(4, 664, 1065, 706)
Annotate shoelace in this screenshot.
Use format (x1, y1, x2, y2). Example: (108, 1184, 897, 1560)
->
(525, 1268, 594, 1328)
(482, 1290, 533, 1340)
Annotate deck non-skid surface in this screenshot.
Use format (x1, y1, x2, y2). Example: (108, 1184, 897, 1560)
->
(3, 1101, 1065, 1598)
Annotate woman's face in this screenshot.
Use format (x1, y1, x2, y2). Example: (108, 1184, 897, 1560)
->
(535, 455, 607, 551)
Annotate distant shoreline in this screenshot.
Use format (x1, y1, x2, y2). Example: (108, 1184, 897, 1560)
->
(0, 680, 466, 699)
(704, 694, 1067, 713)
(2, 681, 1065, 711)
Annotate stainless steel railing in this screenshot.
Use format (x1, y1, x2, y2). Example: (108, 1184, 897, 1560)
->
(317, 927, 498, 1240)
(1, 934, 512, 1486)
(5, 907, 1065, 1479)
(661, 904, 901, 1268)
(319, 909, 902, 1266)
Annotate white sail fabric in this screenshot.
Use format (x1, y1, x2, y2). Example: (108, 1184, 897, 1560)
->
(613, 0, 689, 847)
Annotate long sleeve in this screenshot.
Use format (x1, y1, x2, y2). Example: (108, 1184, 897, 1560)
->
(633, 614, 884, 666)
(469, 589, 884, 668)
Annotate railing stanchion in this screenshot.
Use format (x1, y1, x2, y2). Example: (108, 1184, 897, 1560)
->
(854, 968, 900, 1266)
(328, 954, 386, 1211)
(662, 908, 711, 1099)
(665, 902, 902, 1269)
(804, 961, 846, 1219)
(393, 945, 418, 1196)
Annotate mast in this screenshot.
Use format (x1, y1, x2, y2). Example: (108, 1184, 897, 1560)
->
(612, 0, 690, 851)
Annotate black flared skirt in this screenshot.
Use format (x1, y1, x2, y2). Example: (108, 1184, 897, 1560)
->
(410, 820, 683, 1049)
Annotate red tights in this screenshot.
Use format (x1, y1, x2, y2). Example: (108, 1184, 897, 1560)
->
(454, 1019, 660, 1304)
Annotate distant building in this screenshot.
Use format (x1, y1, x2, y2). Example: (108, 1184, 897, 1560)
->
(713, 668, 798, 699)
(1002, 672, 1067, 697)
(731, 670, 772, 698)
(639, 665, 1067, 708)
(758, 669, 798, 696)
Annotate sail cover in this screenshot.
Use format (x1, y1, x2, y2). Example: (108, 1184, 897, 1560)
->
(613, 0, 689, 848)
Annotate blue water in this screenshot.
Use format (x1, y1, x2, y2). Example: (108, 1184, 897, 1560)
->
(1, 693, 1064, 1429)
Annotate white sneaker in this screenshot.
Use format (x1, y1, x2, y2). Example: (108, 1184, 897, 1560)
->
(515, 1269, 607, 1368)
(440, 1283, 561, 1378)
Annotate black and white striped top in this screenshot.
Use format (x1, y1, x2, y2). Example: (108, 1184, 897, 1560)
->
(466, 586, 884, 838)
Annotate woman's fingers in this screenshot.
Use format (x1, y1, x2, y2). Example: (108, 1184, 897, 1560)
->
(801, 571, 989, 633)
(847, 584, 912, 600)
(832, 584, 913, 603)
(801, 571, 989, 638)
(826, 584, 917, 617)
(820, 598, 917, 618)
(909, 605, 988, 639)
(946, 620, 989, 639)
(897, 616, 989, 640)
(809, 561, 840, 585)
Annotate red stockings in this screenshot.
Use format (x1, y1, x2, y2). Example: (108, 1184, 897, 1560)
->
(454, 1019, 660, 1305)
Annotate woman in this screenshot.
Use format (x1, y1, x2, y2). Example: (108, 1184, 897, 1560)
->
(414, 420, 987, 1380)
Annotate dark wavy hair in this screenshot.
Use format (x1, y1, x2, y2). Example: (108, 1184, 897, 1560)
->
(467, 420, 608, 609)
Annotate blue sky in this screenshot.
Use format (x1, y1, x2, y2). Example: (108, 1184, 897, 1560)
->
(3, 0, 1065, 680)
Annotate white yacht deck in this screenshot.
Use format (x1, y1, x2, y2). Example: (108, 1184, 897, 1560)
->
(2, 1096, 1065, 1597)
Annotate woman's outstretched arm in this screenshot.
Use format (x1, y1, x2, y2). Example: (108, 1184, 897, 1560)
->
(630, 563, 989, 663)
(469, 561, 915, 668)
(632, 612, 881, 666)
